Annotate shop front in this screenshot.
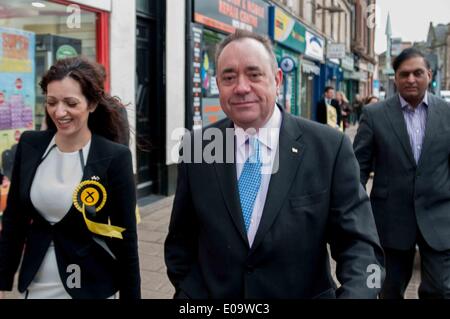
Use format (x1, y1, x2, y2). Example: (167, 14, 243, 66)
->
(358, 61, 370, 97)
(300, 59, 319, 119)
(367, 62, 375, 97)
(303, 30, 324, 121)
(321, 58, 343, 93)
(340, 53, 357, 102)
(188, 0, 270, 129)
(269, 6, 306, 116)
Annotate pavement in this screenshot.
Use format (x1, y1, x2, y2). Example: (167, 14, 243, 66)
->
(4, 124, 420, 299)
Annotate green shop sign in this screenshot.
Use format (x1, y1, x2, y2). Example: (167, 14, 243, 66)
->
(56, 45, 78, 60)
(270, 7, 306, 54)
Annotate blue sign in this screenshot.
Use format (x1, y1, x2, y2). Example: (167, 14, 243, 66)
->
(279, 56, 296, 73)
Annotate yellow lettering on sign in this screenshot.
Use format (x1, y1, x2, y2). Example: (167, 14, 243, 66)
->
(0, 58, 32, 73)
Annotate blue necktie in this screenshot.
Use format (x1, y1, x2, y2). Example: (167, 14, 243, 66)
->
(238, 137, 262, 232)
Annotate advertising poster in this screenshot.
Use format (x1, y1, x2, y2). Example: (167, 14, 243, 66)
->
(0, 27, 35, 211)
(272, 7, 306, 54)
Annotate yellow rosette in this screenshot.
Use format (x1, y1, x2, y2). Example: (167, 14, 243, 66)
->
(73, 180, 125, 239)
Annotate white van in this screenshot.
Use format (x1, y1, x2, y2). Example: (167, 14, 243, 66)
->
(440, 90, 450, 102)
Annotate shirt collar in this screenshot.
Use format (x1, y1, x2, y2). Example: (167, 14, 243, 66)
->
(235, 105, 281, 150)
(399, 91, 429, 110)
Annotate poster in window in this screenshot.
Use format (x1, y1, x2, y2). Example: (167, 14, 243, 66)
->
(0, 27, 35, 194)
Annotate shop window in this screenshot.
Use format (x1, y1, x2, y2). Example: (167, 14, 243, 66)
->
(301, 72, 314, 119)
(0, 0, 97, 185)
(200, 29, 226, 126)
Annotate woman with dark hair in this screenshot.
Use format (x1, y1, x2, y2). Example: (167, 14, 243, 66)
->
(0, 56, 140, 299)
(365, 95, 379, 105)
(336, 91, 351, 131)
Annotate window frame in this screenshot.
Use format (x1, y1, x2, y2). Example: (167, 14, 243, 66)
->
(49, 0, 110, 91)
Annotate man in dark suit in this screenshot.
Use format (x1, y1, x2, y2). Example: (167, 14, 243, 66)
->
(164, 30, 384, 299)
(316, 86, 341, 128)
(354, 48, 450, 299)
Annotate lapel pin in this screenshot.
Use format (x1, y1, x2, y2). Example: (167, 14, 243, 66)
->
(91, 175, 100, 181)
(291, 147, 298, 153)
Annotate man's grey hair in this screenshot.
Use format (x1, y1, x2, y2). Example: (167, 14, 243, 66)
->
(215, 29, 279, 73)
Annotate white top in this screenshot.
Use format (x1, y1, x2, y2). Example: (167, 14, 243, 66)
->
(235, 106, 281, 247)
(25, 136, 91, 299)
(30, 136, 91, 223)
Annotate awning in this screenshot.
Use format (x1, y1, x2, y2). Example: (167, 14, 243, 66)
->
(343, 70, 368, 81)
(301, 59, 320, 75)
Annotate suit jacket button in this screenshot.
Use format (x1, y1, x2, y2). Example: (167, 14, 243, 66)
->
(246, 265, 254, 274)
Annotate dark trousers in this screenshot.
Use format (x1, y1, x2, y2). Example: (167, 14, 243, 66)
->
(380, 233, 450, 299)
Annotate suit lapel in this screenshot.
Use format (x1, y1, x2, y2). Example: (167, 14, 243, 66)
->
(79, 134, 103, 181)
(55, 134, 112, 224)
(250, 112, 305, 253)
(20, 131, 54, 204)
(417, 94, 441, 168)
(213, 120, 249, 246)
(384, 96, 416, 166)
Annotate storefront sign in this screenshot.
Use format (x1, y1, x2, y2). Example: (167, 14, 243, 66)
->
(191, 25, 203, 130)
(301, 59, 320, 75)
(271, 7, 306, 54)
(343, 70, 364, 81)
(56, 44, 78, 60)
(305, 31, 324, 62)
(340, 54, 354, 71)
(329, 58, 340, 65)
(279, 56, 296, 73)
(326, 43, 345, 59)
(194, 0, 269, 35)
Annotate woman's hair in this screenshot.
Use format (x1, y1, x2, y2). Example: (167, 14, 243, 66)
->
(365, 95, 379, 105)
(39, 56, 129, 145)
(336, 91, 349, 104)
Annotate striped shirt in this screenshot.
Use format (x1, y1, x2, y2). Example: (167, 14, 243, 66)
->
(399, 92, 429, 163)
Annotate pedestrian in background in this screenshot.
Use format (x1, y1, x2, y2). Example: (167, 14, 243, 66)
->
(354, 48, 450, 299)
(336, 91, 351, 131)
(365, 95, 379, 105)
(351, 94, 364, 124)
(0, 56, 140, 299)
(316, 86, 342, 129)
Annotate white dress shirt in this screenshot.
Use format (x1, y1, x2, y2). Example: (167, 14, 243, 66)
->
(235, 106, 281, 247)
(398, 92, 428, 163)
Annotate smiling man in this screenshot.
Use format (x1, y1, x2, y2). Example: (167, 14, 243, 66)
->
(165, 29, 384, 299)
(354, 48, 450, 299)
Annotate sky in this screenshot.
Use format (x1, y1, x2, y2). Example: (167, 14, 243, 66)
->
(374, 0, 450, 54)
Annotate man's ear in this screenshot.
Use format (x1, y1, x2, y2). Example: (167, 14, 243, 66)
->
(275, 68, 283, 92)
(427, 69, 432, 82)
